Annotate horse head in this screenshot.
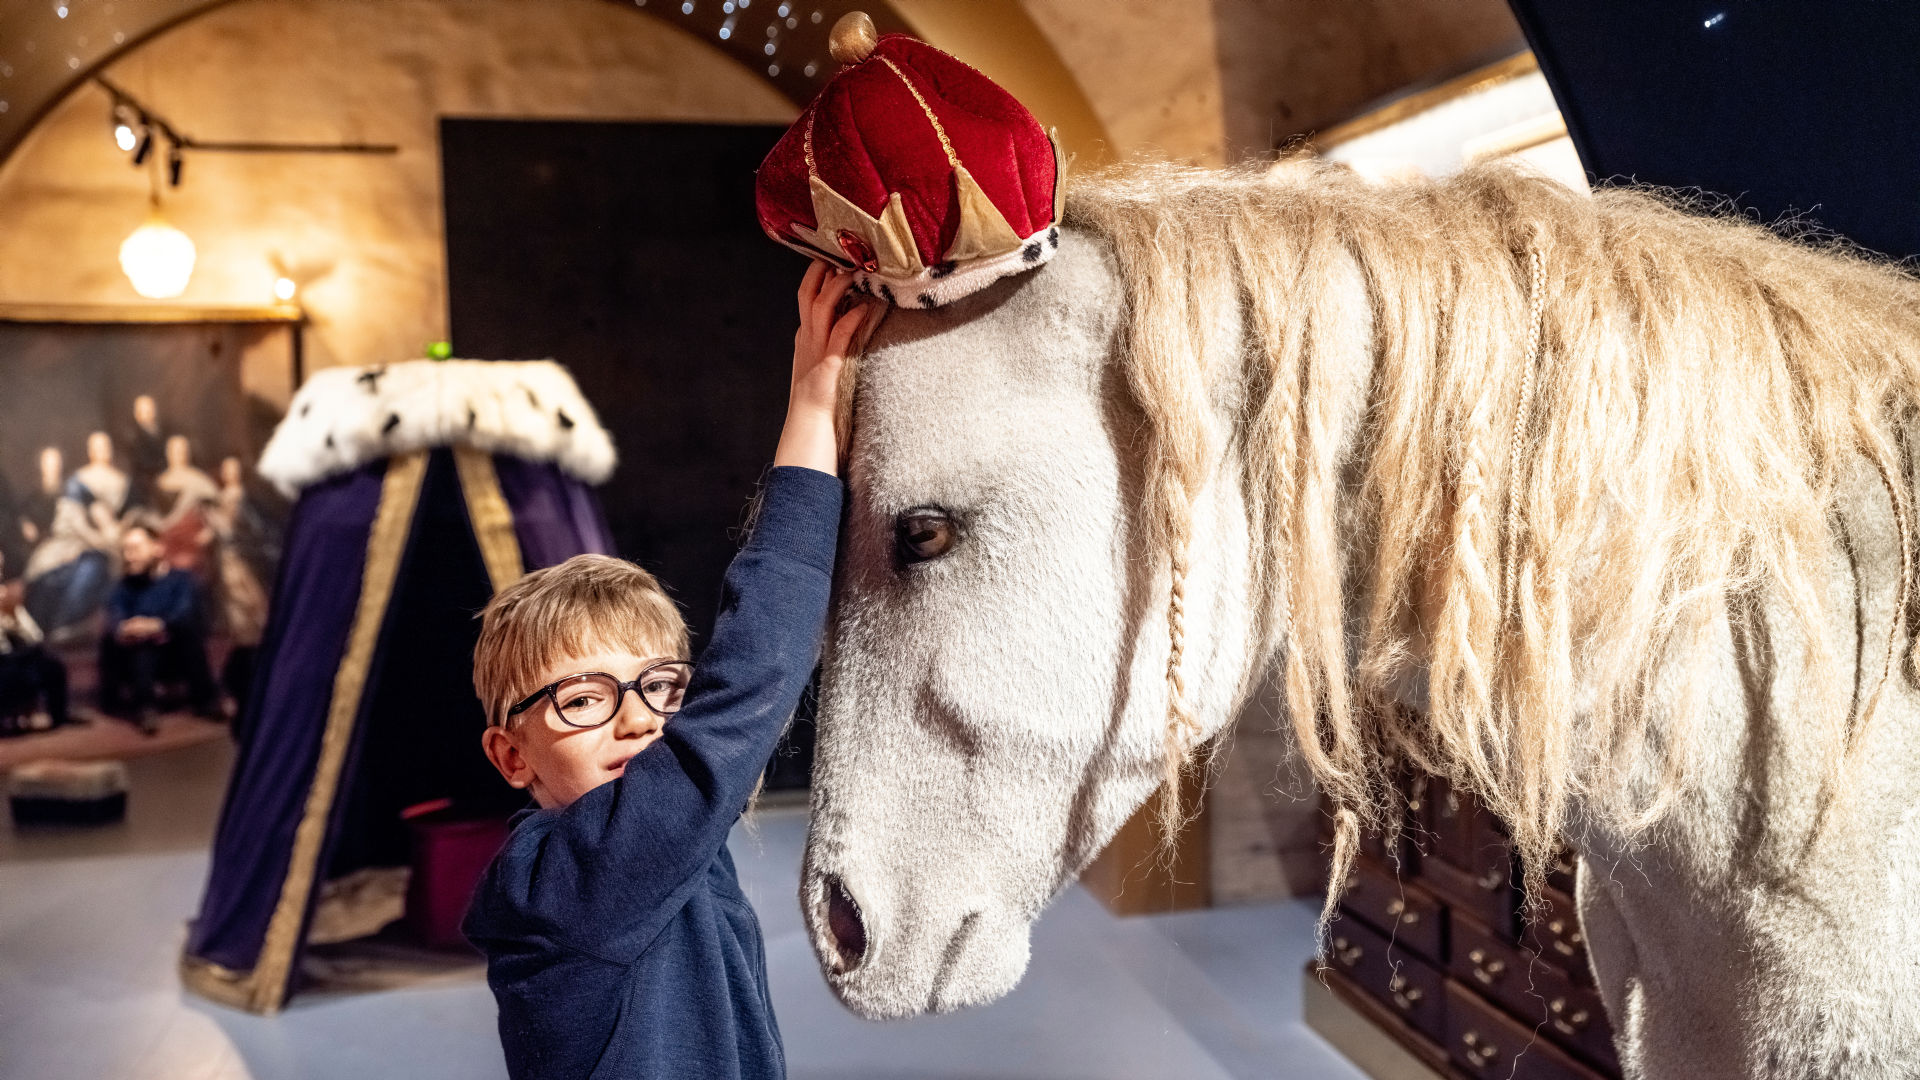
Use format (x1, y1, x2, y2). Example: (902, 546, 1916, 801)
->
(800, 169, 1379, 1018)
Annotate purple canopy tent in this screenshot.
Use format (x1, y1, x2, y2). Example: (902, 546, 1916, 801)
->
(179, 360, 617, 1014)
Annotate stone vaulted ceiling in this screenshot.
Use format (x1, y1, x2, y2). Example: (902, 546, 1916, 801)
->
(0, 0, 913, 167)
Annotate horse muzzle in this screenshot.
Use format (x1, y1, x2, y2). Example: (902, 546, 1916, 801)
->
(803, 861, 1030, 1019)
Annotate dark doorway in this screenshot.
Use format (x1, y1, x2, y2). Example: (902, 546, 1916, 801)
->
(442, 119, 816, 788)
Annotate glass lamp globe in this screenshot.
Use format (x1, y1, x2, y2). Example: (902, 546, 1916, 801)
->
(119, 215, 197, 299)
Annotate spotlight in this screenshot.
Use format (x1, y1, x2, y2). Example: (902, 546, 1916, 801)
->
(132, 128, 153, 165)
(166, 143, 183, 187)
(114, 123, 136, 151)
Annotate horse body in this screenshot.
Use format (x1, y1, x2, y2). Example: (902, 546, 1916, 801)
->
(1574, 444, 1920, 1077)
(803, 163, 1920, 1077)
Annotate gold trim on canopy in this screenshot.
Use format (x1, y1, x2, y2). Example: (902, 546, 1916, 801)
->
(453, 446, 527, 593)
(177, 953, 260, 1011)
(186, 450, 427, 1014)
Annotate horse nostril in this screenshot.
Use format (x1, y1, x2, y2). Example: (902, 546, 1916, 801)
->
(825, 875, 867, 972)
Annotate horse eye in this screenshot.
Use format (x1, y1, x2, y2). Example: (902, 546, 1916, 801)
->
(895, 509, 957, 564)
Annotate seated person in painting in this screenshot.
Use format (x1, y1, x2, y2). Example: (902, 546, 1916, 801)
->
(0, 550, 68, 735)
(98, 523, 219, 734)
(462, 263, 869, 1080)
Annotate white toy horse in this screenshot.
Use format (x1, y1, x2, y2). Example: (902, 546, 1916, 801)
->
(802, 161, 1920, 1079)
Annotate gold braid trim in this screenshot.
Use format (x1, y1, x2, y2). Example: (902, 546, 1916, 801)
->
(803, 103, 819, 178)
(238, 450, 428, 1013)
(878, 57, 960, 169)
(452, 446, 526, 593)
(177, 954, 259, 1012)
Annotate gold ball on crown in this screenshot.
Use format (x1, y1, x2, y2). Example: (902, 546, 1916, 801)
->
(829, 11, 878, 65)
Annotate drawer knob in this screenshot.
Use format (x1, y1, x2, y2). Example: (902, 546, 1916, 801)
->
(1545, 918, 1584, 956)
(1385, 898, 1421, 926)
(1550, 996, 1590, 1034)
(1332, 936, 1364, 967)
(1467, 948, 1507, 984)
(1461, 1029, 1500, 1067)
(1387, 973, 1424, 1010)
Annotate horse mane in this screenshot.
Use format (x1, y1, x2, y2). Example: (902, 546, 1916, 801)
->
(1063, 159, 1920, 911)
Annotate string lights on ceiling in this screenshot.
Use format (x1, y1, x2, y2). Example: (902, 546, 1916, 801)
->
(625, 1, 847, 87)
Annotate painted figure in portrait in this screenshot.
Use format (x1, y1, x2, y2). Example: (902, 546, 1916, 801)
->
(24, 432, 128, 637)
(127, 393, 170, 515)
(206, 455, 275, 703)
(154, 434, 219, 576)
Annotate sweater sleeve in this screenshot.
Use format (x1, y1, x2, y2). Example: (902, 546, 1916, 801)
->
(104, 581, 133, 630)
(157, 574, 202, 634)
(481, 466, 842, 961)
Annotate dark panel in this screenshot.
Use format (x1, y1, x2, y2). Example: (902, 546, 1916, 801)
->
(442, 118, 808, 650)
(1510, 1, 1920, 258)
(443, 119, 818, 789)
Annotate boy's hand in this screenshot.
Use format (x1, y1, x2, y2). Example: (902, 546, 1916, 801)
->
(774, 261, 875, 476)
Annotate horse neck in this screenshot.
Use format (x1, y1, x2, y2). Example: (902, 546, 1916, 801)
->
(1206, 247, 1384, 687)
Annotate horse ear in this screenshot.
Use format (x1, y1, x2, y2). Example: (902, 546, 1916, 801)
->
(832, 304, 887, 472)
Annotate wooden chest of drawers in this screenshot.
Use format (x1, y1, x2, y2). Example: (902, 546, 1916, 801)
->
(1310, 773, 1621, 1080)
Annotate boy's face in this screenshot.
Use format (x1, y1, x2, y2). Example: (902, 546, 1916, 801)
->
(482, 645, 672, 809)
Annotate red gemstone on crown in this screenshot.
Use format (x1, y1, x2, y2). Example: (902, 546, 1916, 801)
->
(837, 230, 880, 273)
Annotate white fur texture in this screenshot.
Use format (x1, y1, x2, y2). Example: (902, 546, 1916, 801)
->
(256, 359, 615, 497)
(808, 227, 1920, 1077)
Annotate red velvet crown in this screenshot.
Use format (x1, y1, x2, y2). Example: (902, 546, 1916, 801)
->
(754, 12, 1066, 308)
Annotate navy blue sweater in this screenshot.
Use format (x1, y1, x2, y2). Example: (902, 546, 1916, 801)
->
(464, 467, 841, 1080)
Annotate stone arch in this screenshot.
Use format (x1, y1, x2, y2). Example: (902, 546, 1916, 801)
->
(0, 0, 1108, 169)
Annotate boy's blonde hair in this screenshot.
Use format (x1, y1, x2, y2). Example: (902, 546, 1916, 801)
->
(474, 554, 690, 727)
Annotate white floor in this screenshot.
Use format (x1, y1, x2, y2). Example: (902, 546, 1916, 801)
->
(0, 745, 1367, 1080)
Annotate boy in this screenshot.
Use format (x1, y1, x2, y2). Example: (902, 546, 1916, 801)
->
(463, 262, 872, 1080)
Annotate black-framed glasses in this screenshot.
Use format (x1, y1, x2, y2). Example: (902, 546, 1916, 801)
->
(506, 660, 693, 729)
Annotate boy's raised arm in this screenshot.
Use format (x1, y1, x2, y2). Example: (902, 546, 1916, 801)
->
(497, 265, 874, 959)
